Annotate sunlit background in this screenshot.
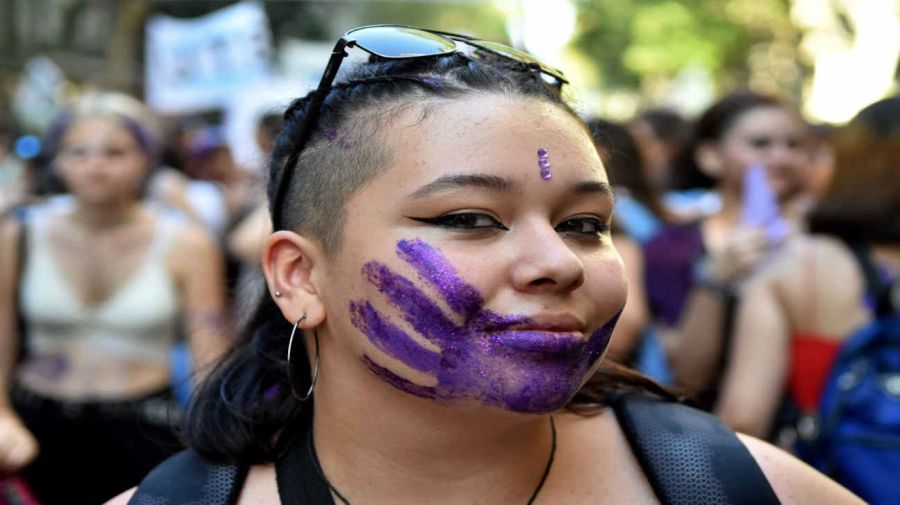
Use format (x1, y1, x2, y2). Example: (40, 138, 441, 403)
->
(2, 0, 898, 163)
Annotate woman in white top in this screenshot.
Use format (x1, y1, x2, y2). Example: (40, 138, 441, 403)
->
(0, 92, 229, 504)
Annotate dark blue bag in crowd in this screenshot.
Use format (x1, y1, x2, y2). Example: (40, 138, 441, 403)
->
(806, 244, 900, 504)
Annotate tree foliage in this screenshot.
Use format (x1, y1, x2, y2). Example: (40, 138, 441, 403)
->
(572, 0, 801, 100)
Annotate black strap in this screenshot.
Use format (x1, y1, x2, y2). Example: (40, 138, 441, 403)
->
(848, 242, 893, 317)
(612, 393, 780, 505)
(128, 450, 247, 505)
(275, 431, 336, 504)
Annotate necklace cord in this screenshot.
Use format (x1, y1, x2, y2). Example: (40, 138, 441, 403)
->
(308, 415, 557, 505)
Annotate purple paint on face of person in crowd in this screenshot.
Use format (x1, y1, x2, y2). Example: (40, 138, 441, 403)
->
(349, 238, 620, 413)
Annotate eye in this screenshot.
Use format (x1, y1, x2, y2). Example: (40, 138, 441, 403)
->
(103, 147, 131, 159)
(407, 212, 508, 230)
(749, 137, 772, 149)
(556, 217, 609, 236)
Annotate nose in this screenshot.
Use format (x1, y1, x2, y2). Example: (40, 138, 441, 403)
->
(509, 220, 586, 294)
(766, 141, 802, 172)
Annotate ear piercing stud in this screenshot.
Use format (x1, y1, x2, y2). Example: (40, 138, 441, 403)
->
(274, 290, 283, 298)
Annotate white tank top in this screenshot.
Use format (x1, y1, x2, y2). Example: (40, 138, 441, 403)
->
(19, 204, 182, 364)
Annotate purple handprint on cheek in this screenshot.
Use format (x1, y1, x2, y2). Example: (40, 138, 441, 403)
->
(349, 239, 620, 413)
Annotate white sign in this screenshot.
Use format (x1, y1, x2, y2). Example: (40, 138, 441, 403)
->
(145, 1, 273, 113)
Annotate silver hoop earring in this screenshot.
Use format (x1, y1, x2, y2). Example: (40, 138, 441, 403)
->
(287, 315, 319, 401)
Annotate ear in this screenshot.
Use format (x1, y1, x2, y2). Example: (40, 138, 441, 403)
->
(262, 230, 327, 329)
(695, 141, 724, 179)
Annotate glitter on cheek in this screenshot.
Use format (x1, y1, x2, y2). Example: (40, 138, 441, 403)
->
(585, 310, 622, 363)
(349, 239, 615, 413)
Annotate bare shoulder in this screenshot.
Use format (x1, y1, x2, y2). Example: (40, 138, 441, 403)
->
(737, 433, 864, 504)
(164, 214, 222, 280)
(170, 217, 219, 256)
(104, 487, 135, 505)
(0, 215, 21, 245)
(235, 463, 279, 505)
(0, 216, 22, 279)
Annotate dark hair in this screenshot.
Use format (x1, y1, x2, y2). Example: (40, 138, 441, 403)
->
(586, 118, 665, 220)
(635, 107, 688, 145)
(669, 91, 784, 191)
(43, 92, 160, 160)
(257, 112, 285, 142)
(808, 96, 900, 243)
(184, 48, 669, 464)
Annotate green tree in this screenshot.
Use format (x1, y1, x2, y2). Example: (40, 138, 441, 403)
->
(572, 0, 803, 103)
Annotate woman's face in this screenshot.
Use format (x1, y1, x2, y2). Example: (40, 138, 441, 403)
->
(712, 106, 807, 200)
(56, 117, 151, 205)
(319, 94, 627, 414)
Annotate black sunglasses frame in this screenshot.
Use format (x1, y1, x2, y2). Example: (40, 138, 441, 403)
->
(271, 24, 568, 230)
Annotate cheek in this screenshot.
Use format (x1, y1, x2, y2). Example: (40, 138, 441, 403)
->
(586, 253, 628, 312)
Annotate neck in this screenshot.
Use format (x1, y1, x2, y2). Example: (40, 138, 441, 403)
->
(72, 200, 142, 230)
(310, 345, 554, 504)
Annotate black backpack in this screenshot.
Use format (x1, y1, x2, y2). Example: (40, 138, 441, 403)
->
(129, 394, 779, 505)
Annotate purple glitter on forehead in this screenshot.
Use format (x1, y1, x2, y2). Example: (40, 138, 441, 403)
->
(349, 239, 621, 413)
(538, 147, 552, 180)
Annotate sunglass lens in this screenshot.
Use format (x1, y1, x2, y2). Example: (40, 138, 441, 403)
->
(468, 40, 567, 82)
(349, 26, 457, 58)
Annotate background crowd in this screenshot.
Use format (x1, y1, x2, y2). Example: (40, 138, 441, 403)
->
(0, 1, 898, 504)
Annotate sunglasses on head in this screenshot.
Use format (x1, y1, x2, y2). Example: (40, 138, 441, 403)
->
(271, 24, 568, 230)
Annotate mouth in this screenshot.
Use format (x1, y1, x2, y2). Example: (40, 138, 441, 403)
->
(482, 313, 587, 353)
(487, 330, 586, 353)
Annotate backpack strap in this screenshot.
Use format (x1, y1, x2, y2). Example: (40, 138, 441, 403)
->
(275, 430, 337, 504)
(128, 449, 247, 505)
(848, 242, 893, 317)
(612, 393, 780, 505)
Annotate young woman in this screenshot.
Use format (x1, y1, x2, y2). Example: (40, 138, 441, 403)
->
(0, 92, 229, 504)
(715, 97, 900, 443)
(114, 26, 858, 505)
(643, 91, 811, 401)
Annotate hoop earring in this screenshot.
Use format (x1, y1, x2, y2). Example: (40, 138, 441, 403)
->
(287, 315, 319, 401)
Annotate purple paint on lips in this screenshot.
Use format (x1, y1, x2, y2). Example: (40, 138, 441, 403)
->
(349, 239, 621, 413)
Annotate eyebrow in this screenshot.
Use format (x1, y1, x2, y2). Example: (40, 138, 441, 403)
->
(573, 181, 616, 202)
(408, 174, 518, 199)
(409, 174, 615, 202)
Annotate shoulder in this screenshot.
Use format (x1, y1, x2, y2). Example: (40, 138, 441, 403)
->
(737, 433, 864, 504)
(754, 235, 863, 293)
(0, 215, 21, 244)
(0, 215, 24, 276)
(122, 449, 249, 505)
(103, 488, 135, 505)
(164, 211, 221, 266)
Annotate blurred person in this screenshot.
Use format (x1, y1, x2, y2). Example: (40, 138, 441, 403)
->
(227, 112, 285, 323)
(113, 25, 859, 505)
(629, 107, 714, 219)
(643, 91, 810, 405)
(150, 122, 257, 239)
(586, 118, 663, 378)
(0, 92, 230, 505)
(715, 98, 900, 445)
(0, 121, 29, 214)
(628, 107, 689, 195)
